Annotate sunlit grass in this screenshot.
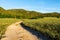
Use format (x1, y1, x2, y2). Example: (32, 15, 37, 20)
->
(23, 17, 60, 40)
(0, 18, 21, 39)
(0, 18, 60, 40)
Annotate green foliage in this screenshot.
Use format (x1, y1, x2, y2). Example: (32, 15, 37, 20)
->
(0, 6, 60, 40)
(0, 7, 60, 19)
(0, 18, 60, 40)
(23, 17, 60, 40)
(0, 18, 21, 39)
(0, 25, 7, 39)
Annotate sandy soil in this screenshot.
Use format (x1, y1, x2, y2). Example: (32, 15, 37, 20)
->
(1, 21, 39, 40)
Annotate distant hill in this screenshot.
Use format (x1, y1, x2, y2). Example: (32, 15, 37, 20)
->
(0, 7, 60, 19)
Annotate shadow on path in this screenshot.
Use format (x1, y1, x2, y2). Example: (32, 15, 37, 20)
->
(20, 22, 51, 40)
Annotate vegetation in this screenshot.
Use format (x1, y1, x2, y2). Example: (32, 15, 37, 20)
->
(0, 7, 60, 40)
(0, 18, 21, 39)
(0, 18, 60, 40)
(23, 17, 60, 40)
(0, 7, 60, 19)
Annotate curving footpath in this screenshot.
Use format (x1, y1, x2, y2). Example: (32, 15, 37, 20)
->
(1, 21, 39, 40)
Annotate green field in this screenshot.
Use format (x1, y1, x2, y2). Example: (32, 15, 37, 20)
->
(0, 18, 60, 40)
(0, 18, 21, 39)
(23, 17, 60, 40)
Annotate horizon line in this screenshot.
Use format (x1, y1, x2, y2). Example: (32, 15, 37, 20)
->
(0, 7, 60, 13)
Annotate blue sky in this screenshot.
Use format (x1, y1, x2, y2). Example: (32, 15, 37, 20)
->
(0, 0, 60, 13)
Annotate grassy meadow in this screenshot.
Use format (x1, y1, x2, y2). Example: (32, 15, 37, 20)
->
(0, 17, 60, 40)
(23, 17, 60, 40)
(0, 18, 21, 39)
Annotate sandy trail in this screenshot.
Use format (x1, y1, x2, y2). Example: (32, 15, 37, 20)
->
(1, 21, 39, 40)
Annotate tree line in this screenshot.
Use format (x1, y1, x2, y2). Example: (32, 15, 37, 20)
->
(0, 7, 60, 19)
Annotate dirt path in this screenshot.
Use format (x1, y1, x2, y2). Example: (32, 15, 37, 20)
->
(20, 22, 51, 40)
(1, 21, 39, 40)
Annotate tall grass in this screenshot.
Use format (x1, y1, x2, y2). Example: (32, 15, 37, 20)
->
(0, 18, 60, 40)
(23, 17, 60, 40)
(0, 18, 21, 39)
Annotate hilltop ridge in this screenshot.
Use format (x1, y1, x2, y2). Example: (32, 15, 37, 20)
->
(0, 7, 60, 19)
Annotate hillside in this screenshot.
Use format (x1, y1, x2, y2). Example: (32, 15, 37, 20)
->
(0, 7, 42, 19)
(0, 7, 60, 19)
